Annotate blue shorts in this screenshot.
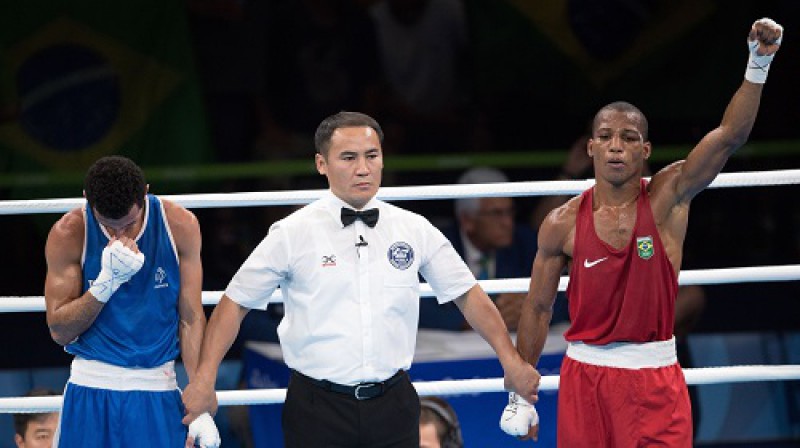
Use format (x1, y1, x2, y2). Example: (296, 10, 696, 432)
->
(55, 358, 187, 448)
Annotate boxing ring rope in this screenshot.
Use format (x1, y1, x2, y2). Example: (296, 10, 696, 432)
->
(3, 264, 800, 312)
(3, 365, 800, 413)
(1, 168, 798, 413)
(1, 168, 800, 215)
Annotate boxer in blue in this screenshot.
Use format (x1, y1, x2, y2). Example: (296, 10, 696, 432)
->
(44, 156, 219, 447)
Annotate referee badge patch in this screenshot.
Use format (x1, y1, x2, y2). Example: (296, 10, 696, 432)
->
(387, 242, 414, 270)
(637, 236, 654, 260)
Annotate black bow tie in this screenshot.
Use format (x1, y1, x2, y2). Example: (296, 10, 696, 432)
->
(341, 207, 379, 228)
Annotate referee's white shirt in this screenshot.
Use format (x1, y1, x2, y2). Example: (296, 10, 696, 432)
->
(225, 191, 477, 385)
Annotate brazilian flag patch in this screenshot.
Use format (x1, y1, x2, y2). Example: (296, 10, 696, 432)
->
(637, 236, 654, 260)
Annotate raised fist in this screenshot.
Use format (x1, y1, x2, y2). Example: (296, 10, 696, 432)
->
(745, 18, 783, 83)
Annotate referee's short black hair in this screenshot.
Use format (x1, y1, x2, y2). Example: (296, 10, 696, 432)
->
(314, 111, 384, 157)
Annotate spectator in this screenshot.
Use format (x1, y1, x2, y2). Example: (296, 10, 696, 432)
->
(187, 0, 271, 163)
(420, 167, 538, 331)
(368, 0, 478, 154)
(257, 0, 383, 158)
(13, 388, 59, 448)
(420, 396, 463, 448)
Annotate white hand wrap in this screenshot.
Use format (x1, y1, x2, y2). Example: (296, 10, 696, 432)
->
(745, 18, 783, 84)
(188, 412, 221, 448)
(88, 240, 145, 303)
(500, 392, 539, 437)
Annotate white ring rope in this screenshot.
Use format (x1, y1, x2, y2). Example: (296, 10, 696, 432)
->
(3, 365, 799, 413)
(1, 170, 798, 419)
(3, 264, 799, 312)
(1, 169, 799, 215)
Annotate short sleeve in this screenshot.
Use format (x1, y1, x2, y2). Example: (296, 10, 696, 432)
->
(225, 223, 289, 310)
(419, 222, 476, 304)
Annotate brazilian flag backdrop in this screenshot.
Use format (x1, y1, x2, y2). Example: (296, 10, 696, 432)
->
(0, 1, 211, 197)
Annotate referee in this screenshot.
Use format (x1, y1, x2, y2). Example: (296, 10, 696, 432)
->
(182, 111, 540, 447)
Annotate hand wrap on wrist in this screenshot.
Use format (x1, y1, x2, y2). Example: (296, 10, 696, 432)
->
(745, 18, 783, 84)
(88, 241, 145, 303)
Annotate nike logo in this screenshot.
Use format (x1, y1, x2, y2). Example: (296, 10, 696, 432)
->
(584, 257, 609, 268)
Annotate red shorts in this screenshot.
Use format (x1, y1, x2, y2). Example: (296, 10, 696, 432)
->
(557, 356, 692, 447)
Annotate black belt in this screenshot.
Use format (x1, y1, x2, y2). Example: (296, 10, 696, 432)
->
(294, 370, 405, 401)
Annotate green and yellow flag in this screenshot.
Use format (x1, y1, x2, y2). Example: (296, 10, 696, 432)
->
(0, 1, 211, 195)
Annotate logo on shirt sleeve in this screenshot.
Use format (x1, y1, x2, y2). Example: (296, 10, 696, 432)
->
(387, 242, 414, 270)
(636, 236, 654, 260)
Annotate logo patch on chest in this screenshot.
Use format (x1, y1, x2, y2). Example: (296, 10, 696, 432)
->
(636, 236, 654, 260)
(387, 242, 414, 270)
(154, 267, 170, 289)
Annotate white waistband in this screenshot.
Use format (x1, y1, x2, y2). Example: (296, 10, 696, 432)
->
(566, 337, 678, 369)
(69, 358, 178, 391)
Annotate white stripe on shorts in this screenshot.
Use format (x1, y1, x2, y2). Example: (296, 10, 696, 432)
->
(69, 357, 178, 391)
(566, 337, 678, 369)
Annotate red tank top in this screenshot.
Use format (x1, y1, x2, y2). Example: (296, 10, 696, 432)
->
(564, 179, 677, 344)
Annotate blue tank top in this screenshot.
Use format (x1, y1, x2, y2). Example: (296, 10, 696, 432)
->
(67, 194, 181, 367)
